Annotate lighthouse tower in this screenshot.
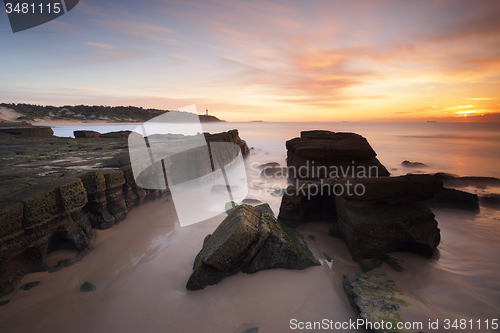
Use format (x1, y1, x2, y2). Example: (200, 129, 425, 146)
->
(206, 108, 208, 116)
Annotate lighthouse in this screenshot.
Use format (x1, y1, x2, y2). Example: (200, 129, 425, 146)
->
(206, 108, 208, 116)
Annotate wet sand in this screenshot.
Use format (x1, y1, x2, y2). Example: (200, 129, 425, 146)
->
(0, 193, 499, 332)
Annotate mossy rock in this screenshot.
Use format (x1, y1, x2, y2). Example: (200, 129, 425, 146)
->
(342, 273, 410, 333)
(80, 281, 96, 292)
(187, 204, 320, 290)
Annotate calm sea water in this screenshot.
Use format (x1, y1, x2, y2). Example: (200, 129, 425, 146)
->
(53, 121, 500, 178)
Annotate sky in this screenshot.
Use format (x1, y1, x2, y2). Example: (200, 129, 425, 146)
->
(1, 0, 499, 122)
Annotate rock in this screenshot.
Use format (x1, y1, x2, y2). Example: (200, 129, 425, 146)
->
(260, 166, 288, 178)
(0, 178, 93, 296)
(480, 194, 500, 209)
(308, 235, 316, 241)
(0, 300, 10, 306)
(342, 273, 409, 333)
(334, 175, 442, 262)
(337, 174, 443, 204)
(225, 201, 238, 214)
(253, 203, 274, 217)
(0, 126, 53, 136)
(241, 327, 259, 333)
(359, 259, 384, 273)
(0, 129, 251, 295)
(278, 178, 338, 227)
(102, 170, 128, 222)
(383, 255, 404, 272)
(204, 129, 250, 157)
(328, 224, 341, 238)
(80, 171, 115, 229)
(257, 162, 280, 169)
(336, 196, 440, 261)
(186, 204, 320, 290)
(401, 160, 428, 168)
(20, 281, 40, 291)
(73, 130, 100, 138)
(242, 198, 262, 205)
(323, 252, 332, 262)
(203, 234, 211, 246)
(80, 281, 96, 292)
(286, 131, 390, 179)
(426, 188, 479, 211)
(100, 130, 132, 139)
(433, 173, 500, 189)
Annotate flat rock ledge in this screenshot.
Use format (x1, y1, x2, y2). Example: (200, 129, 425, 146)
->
(286, 130, 390, 179)
(186, 204, 320, 290)
(0, 127, 250, 296)
(343, 273, 419, 333)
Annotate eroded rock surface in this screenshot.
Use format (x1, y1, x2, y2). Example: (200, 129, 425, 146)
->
(343, 273, 411, 333)
(0, 127, 250, 295)
(286, 130, 390, 179)
(336, 175, 442, 262)
(186, 204, 320, 290)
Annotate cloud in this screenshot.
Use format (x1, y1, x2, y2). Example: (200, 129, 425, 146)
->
(84, 42, 114, 49)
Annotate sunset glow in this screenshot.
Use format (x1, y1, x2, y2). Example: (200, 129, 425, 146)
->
(1, 0, 499, 122)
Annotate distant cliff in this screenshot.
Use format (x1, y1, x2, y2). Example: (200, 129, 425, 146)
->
(0, 103, 225, 123)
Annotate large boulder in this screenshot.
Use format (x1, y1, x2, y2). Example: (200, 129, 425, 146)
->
(74, 130, 100, 138)
(286, 131, 390, 179)
(336, 175, 441, 262)
(337, 174, 443, 203)
(186, 204, 320, 290)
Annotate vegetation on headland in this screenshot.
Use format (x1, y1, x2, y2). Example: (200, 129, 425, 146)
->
(0, 103, 225, 123)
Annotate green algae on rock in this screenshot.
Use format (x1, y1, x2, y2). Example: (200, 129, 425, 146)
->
(186, 204, 320, 290)
(342, 273, 411, 333)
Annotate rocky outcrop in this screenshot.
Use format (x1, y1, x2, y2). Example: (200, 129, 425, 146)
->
(480, 194, 500, 210)
(0, 126, 53, 136)
(401, 160, 428, 168)
(1, 128, 249, 295)
(205, 129, 250, 156)
(335, 175, 442, 262)
(426, 188, 479, 211)
(342, 273, 410, 333)
(0, 178, 93, 295)
(74, 130, 100, 138)
(433, 173, 500, 188)
(286, 130, 390, 179)
(186, 204, 320, 290)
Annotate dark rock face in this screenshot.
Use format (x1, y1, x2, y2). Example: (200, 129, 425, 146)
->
(186, 204, 319, 290)
(342, 273, 409, 333)
(433, 173, 500, 188)
(74, 130, 100, 138)
(102, 171, 128, 223)
(336, 175, 441, 262)
(80, 171, 115, 229)
(427, 188, 479, 211)
(278, 179, 337, 227)
(480, 194, 500, 210)
(0, 126, 53, 136)
(286, 131, 390, 179)
(204, 129, 250, 157)
(337, 174, 443, 203)
(0, 178, 93, 295)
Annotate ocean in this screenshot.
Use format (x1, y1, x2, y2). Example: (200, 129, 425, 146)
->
(1, 121, 498, 332)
